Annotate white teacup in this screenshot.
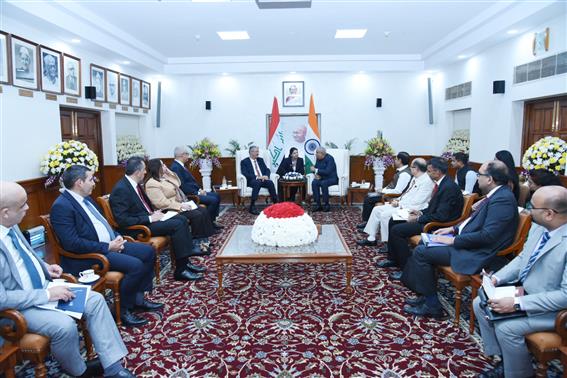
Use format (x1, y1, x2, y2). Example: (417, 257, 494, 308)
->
(79, 269, 95, 279)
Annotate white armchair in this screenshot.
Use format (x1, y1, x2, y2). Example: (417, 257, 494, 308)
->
(307, 148, 350, 206)
(235, 149, 279, 206)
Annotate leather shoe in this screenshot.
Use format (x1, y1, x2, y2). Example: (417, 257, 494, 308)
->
(313, 206, 323, 212)
(75, 357, 103, 378)
(356, 222, 367, 229)
(357, 228, 367, 235)
(187, 262, 207, 273)
(403, 303, 444, 318)
(213, 221, 224, 229)
(249, 206, 260, 215)
(174, 269, 204, 281)
(477, 361, 504, 378)
(191, 248, 211, 257)
(405, 296, 426, 306)
(356, 239, 377, 246)
(389, 271, 402, 281)
(323, 204, 331, 212)
(376, 260, 396, 268)
(134, 300, 164, 312)
(376, 244, 388, 254)
(120, 310, 148, 327)
(106, 368, 136, 378)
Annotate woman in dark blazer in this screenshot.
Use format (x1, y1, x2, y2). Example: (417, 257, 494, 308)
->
(277, 147, 305, 201)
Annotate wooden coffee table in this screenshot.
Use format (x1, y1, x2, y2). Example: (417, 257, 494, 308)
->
(215, 224, 353, 296)
(279, 179, 306, 203)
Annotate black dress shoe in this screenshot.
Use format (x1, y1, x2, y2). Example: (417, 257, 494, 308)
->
(120, 310, 149, 327)
(106, 368, 136, 378)
(134, 300, 164, 312)
(357, 229, 368, 235)
(356, 239, 377, 246)
(323, 204, 331, 212)
(313, 206, 323, 212)
(405, 296, 426, 306)
(403, 303, 444, 318)
(187, 262, 207, 273)
(249, 207, 260, 215)
(213, 221, 224, 229)
(356, 222, 367, 229)
(389, 271, 402, 281)
(376, 244, 388, 254)
(174, 269, 204, 281)
(75, 357, 103, 378)
(376, 260, 396, 268)
(191, 248, 211, 257)
(477, 361, 504, 378)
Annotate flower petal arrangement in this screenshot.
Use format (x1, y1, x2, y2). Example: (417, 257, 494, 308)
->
(522, 136, 567, 175)
(40, 140, 99, 187)
(442, 129, 470, 160)
(363, 131, 395, 168)
(116, 135, 147, 165)
(189, 138, 222, 169)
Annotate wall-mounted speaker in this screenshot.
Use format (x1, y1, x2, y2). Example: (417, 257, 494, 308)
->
(493, 80, 505, 94)
(205, 101, 212, 110)
(84, 86, 96, 100)
(376, 98, 382, 108)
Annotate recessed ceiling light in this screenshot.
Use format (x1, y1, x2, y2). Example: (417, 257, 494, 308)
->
(290, 71, 296, 74)
(358, 70, 366, 74)
(335, 29, 367, 39)
(122, 61, 131, 65)
(71, 38, 81, 43)
(507, 29, 519, 35)
(217, 31, 250, 40)
(222, 72, 229, 76)
(457, 54, 467, 59)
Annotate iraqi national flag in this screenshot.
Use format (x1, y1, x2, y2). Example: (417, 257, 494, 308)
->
(267, 97, 285, 169)
(303, 94, 321, 174)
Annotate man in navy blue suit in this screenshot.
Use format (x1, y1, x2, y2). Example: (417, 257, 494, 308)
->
(171, 146, 223, 229)
(240, 145, 277, 215)
(50, 165, 163, 327)
(310, 147, 338, 212)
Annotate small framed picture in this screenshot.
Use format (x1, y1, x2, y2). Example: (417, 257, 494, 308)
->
(0, 31, 11, 84)
(131, 77, 141, 108)
(282, 81, 304, 107)
(119, 73, 130, 105)
(63, 53, 81, 96)
(90, 64, 106, 101)
(141, 80, 151, 109)
(106, 69, 119, 103)
(11, 35, 38, 90)
(39, 46, 62, 94)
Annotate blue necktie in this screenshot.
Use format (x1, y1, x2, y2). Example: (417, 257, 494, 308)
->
(83, 198, 115, 240)
(7, 229, 43, 289)
(519, 231, 551, 283)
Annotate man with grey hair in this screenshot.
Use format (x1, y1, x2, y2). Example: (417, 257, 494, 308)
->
(310, 147, 338, 212)
(240, 145, 277, 215)
(170, 145, 222, 228)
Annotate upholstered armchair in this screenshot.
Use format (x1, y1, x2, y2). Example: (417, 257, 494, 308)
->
(306, 148, 350, 205)
(235, 149, 279, 206)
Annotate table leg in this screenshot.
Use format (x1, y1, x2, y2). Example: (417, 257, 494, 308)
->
(345, 258, 353, 293)
(216, 261, 224, 297)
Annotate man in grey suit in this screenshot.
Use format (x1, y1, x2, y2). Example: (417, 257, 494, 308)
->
(474, 185, 567, 378)
(0, 181, 135, 377)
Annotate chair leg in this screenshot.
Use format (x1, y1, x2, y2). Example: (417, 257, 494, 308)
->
(535, 361, 549, 378)
(454, 288, 462, 327)
(34, 362, 47, 378)
(79, 319, 96, 360)
(470, 286, 478, 333)
(154, 256, 161, 285)
(112, 284, 122, 326)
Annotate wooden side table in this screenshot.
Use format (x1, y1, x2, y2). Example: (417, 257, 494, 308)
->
(279, 180, 306, 203)
(347, 186, 370, 205)
(215, 186, 240, 206)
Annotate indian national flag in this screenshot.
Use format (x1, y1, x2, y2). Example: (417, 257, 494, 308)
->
(303, 94, 321, 173)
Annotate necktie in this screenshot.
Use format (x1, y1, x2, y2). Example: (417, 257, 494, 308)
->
(519, 231, 551, 283)
(399, 179, 415, 201)
(431, 183, 439, 197)
(7, 229, 43, 289)
(253, 160, 261, 177)
(136, 185, 153, 213)
(83, 198, 115, 240)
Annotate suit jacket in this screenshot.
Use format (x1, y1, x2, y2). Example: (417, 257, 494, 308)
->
(495, 223, 567, 328)
(145, 174, 185, 212)
(418, 175, 463, 224)
(170, 160, 200, 195)
(0, 226, 51, 311)
(449, 186, 518, 274)
(398, 173, 435, 211)
(241, 157, 271, 186)
(276, 157, 305, 176)
(315, 154, 338, 183)
(110, 176, 155, 230)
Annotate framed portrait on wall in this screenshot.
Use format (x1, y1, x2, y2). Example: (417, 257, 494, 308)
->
(90, 64, 106, 101)
(39, 46, 62, 94)
(0, 31, 11, 84)
(106, 69, 119, 103)
(119, 73, 130, 105)
(11, 35, 38, 90)
(141, 80, 151, 109)
(282, 81, 304, 107)
(63, 53, 81, 96)
(131, 77, 141, 108)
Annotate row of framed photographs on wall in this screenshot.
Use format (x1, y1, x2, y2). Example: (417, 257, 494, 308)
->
(0, 30, 151, 109)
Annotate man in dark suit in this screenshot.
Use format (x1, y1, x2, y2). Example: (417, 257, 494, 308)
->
(378, 157, 464, 270)
(240, 145, 277, 215)
(402, 160, 518, 318)
(310, 147, 338, 212)
(50, 165, 162, 327)
(110, 157, 206, 281)
(170, 146, 223, 228)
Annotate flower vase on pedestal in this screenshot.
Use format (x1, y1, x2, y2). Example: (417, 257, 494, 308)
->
(199, 159, 213, 192)
(373, 158, 385, 191)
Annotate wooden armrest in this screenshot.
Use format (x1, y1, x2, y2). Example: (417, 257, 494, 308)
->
(555, 309, 567, 343)
(60, 273, 78, 283)
(58, 250, 110, 276)
(423, 220, 460, 233)
(381, 193, 401, 204)
(125, 225, 152, 242)
(0, 309, 27, 342)
(123, 236, 135, 243)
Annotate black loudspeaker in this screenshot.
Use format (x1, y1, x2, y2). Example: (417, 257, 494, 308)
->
(376, 98, 382, 107)
(493, 80, 505, 94)
(205, 101, 211, 110)
(84, 86, 96, 99)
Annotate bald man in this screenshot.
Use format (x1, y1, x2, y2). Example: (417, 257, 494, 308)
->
(0, 182, 135, 377)
(475, 185, 567, 378)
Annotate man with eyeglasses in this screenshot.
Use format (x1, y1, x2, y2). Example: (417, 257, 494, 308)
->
(474, 185, 567, 378)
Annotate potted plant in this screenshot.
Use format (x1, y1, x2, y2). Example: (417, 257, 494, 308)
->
(40, 140, 99, 188)
(522, 136, 567, 175)
(116, 135, 147, 165)
(363, 131, 395, 190)
(189, 138, 222, 191)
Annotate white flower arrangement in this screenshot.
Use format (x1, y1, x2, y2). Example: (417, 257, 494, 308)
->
(522, 136, 567, 175)
(442, 129, 470, 160)
(40, 140, 99, 186)
(251, 212, 318, 247)
(116, 135, 147, 164)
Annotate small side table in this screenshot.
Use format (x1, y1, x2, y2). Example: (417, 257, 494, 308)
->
(215, 186, 240, 206)
(279, 180, 306, 204)
(347, 186, 370, 206)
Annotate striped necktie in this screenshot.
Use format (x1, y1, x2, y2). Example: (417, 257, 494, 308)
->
(7, 229, 43, 289)
(83, 198, 115, 240)
(519, 231, 551, 283)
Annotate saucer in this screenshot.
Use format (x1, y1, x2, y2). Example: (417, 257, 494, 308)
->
(78, 274, 100, 283)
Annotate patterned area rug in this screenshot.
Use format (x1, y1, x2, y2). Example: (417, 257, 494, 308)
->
(15, 206, 562, 377)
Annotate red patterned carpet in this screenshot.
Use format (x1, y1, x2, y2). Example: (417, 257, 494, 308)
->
(18, 206, 515, 377)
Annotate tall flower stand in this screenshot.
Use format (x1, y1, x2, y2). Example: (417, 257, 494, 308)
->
(373, 159, 385, 191)
(199, 159, 213, 192)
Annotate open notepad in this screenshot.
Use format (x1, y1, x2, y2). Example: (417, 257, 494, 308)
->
(38, 282, 91, 319)
(420, 233, 451, 247)
(479, 274, 526, 321)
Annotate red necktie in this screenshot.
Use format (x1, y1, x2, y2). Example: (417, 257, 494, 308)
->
(253, 160, 261, 177)
(431, 183, 439, 197)
(136, 185, 152, 213)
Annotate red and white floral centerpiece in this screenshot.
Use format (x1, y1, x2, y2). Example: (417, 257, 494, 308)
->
(251, 202, 318, 247)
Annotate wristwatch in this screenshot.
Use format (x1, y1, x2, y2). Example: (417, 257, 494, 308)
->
(514, 303, 521, 311)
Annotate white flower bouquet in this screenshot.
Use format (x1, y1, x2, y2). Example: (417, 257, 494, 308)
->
(40, 140, 99, 187)
(522, 136, 567, 175)
(442, 129, 470, 160)
(116, 135, 147, 164)
(251, 203, 318, 247)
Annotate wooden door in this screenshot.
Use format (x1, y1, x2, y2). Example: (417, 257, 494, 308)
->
(59, 107, 104, 198)
(523, 96, 567, 153)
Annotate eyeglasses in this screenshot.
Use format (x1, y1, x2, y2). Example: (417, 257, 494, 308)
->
(477, 173, 491, 178)
(529, 207, 566, 214)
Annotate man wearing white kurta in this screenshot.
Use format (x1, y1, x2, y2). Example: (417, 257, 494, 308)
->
(357, 158, 434, 246)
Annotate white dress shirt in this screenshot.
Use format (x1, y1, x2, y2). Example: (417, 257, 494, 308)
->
(66, 189, 112, 243)
(455, 170, 478, 194)
(382, 165, 411, 194)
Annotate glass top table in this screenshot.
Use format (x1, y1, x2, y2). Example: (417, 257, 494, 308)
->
(215, 224, 352, 295)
